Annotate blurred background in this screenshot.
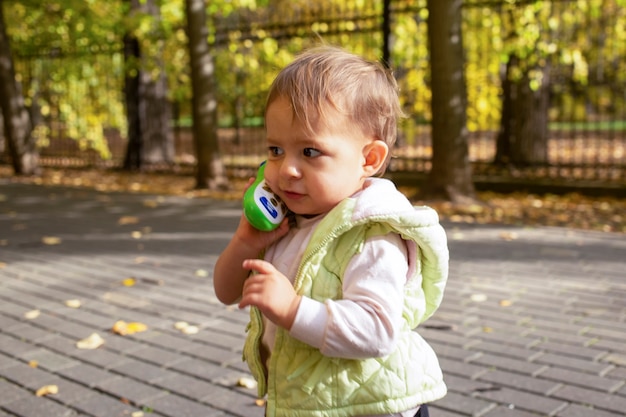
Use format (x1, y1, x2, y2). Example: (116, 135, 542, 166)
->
(1, 0, 624, 198)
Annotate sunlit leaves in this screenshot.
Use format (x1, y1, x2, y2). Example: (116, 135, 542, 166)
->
(24, 310, 41, 320)
(237, 377, 257, 389)
(65, 299, 82, 308)
(6, 0, 626, 152)
(112, 320, 148, 335)
(174, 321, 199, 334)
(76, 332, 105, 349)
(36, 385, 59, 397)
(41, 236, 62, 245)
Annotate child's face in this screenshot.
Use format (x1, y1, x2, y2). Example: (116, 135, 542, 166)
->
(263, 96, 374, 216)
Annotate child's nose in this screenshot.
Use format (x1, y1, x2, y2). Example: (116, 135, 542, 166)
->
(279, 158, 301, 178)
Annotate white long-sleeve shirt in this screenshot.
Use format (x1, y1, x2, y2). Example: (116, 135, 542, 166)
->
(262, 214, 420, 417)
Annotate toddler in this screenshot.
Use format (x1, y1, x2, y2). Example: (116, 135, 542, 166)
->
(213, 45, 449, 417)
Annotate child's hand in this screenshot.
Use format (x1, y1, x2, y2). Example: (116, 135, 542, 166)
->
(240, 259, 301, 330)
(233, 213, 289, 253)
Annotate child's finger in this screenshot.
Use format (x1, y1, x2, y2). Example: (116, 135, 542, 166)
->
(242, 258, 274, 274)
(242, 177, 256, 194)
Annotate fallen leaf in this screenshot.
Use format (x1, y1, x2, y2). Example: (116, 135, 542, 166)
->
(182, 326, 199, 335)
(174, 321, 199, 335)
(255, 399, 266, 407)
(451, 232, 465, 240)
(65, 299, 82, 308)
(604, 353, 626, 366)
(470, 294, 488, 302)
(499, 232, 519, 241)
(0, 261, 6, 269)
(131, 231, 142, 239)
(112, 320, 148, 335)
(24, 309, 40, 319)
(118, 216, 139, 225)
(237, 377, 257, 389)
(174, 321, 189, 330)
(29, 360, 38, 368)
(76, 333, 105, 349)
(35, 385, 59, 397)
(482, 327, 494, 333)
(195, 269, 208, 277)
(122, 278, 136, 287)
(131, 412, 144, 417)
(42, 236, 62, 245)
(499, 299, 513, 307)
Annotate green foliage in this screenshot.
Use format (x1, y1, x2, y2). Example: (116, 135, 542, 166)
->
(5, 0, 626, 158)
(7, 0, 125, 159)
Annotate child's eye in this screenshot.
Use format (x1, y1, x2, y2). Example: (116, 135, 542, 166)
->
(303, 148, 321, 157)
(268, 146, 283, 157)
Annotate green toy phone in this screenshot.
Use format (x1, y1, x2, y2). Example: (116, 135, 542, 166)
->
(243, 161, 287, 231)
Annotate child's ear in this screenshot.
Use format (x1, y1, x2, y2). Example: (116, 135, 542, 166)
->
(363, 140, 389, 176)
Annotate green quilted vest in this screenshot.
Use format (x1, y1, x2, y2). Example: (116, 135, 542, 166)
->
(243, 196, 448, 417)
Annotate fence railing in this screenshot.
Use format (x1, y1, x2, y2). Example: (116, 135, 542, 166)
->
(3, 0, 625, 190)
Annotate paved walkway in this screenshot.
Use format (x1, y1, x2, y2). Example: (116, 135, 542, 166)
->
(0, 181, 625, 417)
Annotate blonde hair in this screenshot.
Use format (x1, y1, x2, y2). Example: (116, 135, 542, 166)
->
(266, 45, 404, 172)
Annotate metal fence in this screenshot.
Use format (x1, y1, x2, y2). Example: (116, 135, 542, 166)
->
(5, 0, 626, 189)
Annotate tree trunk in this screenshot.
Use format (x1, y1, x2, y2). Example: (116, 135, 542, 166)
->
(140, 67, 174, 164)
(123, 33, 142, 170)
(495, 54, 550, 166)
(423, 0, 475, 203)
(0, 0, 39, 175)
(185, 0, 227, 189)
(0, 112, 5, 160)
(122, 0, 174, 170)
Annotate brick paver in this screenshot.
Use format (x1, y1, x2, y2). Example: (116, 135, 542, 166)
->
(1, 181, 625, 417)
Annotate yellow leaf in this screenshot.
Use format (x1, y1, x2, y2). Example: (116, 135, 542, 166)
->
(131, 412, 144, 417)
(24, 309, 40, 319)
(112, 320, 148, 335)
(131, 231, 142, 239)
(237, 377, 257, 389)
(195, 269, 208, 277)
(76, 333, 105, 349)
(0, 261, 6, 269)
(36, 385, 59, 397)
(118, 216, 139, 225)
(65, 299, 82, 308)
(122, 278, 136, 287)
(29, 360, 38, 368)
(255, 399, 266, 407)
(499, 299, 513, 307)
(42, 236, 62, 245)
(482, 327, 494, 333)
(174, 321, 199, 335)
